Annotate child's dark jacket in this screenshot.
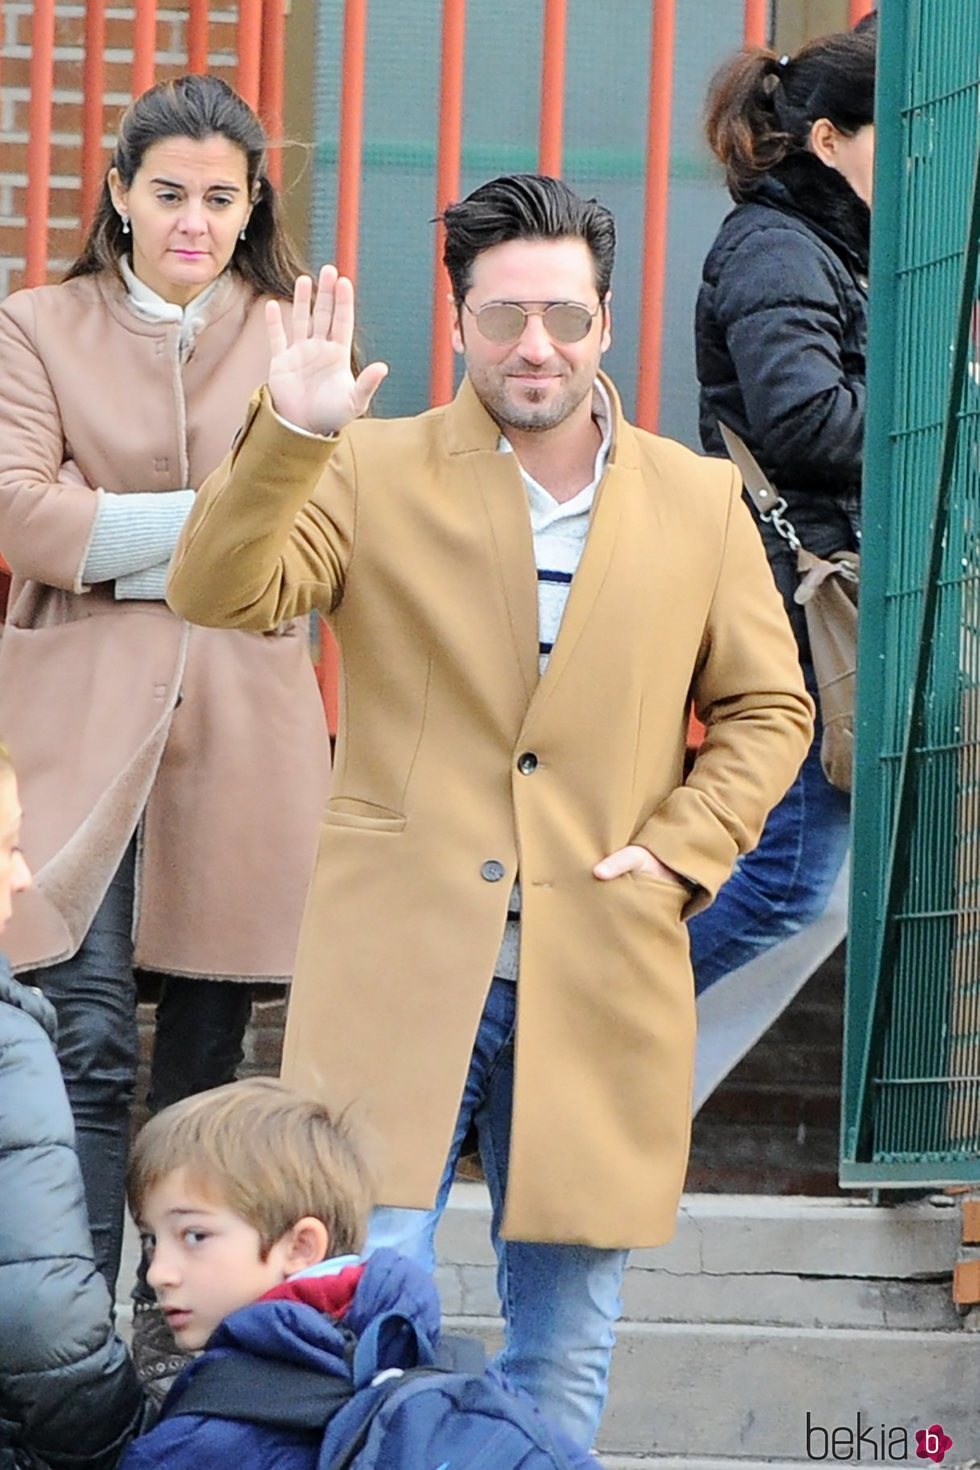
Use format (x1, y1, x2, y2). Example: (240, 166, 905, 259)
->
(121, 1249, 592, 1470)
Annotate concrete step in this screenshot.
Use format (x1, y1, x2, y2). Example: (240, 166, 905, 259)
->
(435, 1186, 979, 1462)
(435, 1185, 963, 1330)
(443, 1314, 980, 1460)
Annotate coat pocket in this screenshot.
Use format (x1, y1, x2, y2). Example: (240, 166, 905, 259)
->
(322, 796, 407, 833)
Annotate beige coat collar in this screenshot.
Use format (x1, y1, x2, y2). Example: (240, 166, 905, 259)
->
(89, 268, 245, 340)
(441, 369, 641, 715)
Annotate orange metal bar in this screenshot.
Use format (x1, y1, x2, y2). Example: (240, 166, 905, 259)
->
(429, 0, 467, 407)
(187, 0, 210, 73)
(636, 0, 675, 432)
(81, 0, 108, 229)
(25, 0, 56, 287)
(237, 0, 264, 110)
(316, 623, 341, 734)
(849, 0, 873, 23)
(743, 0, 768, 48)
(238, 0, 264, 108)
(260, 0, 286, 187)
(318, 0, 370, 726)
(538, 0, 567, 177)
(335, 0, 368, 281)
(132, 0, 158, 97)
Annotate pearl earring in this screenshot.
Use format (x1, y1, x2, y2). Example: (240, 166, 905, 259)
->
(239, 226, 247, 241)
(121, 214, 130, 235)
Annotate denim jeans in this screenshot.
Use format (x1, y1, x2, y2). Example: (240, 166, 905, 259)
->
(688, 664, 851, 995)
(365, 977, 628, 1451)
(31, 840, 252, 1298)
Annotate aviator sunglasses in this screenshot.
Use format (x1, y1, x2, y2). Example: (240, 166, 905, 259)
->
(462, 299, 603, 345)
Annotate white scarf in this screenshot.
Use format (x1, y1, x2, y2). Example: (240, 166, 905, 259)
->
(119, 256, 227, 359)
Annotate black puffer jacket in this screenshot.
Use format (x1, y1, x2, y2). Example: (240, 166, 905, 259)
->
(0, 959, 150, 1470)
(696, 151, 869, 650)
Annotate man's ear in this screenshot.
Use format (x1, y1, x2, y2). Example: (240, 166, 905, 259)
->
(280, 1217, 330, 1273)
(450, 295, 465, 356)
(600, 292, 612, 354)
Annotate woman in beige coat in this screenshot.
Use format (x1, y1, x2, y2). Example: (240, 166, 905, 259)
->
(0, 76, 329, 1305)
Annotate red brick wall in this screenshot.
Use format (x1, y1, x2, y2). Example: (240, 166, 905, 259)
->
(0, 3, 239, 297)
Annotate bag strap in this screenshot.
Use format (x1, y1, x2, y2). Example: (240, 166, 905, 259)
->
(323, 1368, 434, 1470)
(718, 423, 803, 551)
(165, 1353, 354, 1430)
(326, 1366, 579, 1470)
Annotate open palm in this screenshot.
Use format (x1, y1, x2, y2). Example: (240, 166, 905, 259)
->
(266, 265, 388, 435)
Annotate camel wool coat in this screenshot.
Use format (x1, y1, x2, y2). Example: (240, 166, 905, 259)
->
(0, 273, 329, 979)
(167, 376, 813, 1247)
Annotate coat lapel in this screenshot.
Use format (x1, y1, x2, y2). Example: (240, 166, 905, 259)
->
(441, 372, 643, 721)
(524, 375, 640, 727)
(444, 378, 539, 705)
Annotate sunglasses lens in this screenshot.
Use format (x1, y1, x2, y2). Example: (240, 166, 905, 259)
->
(543, 304, 594, 342)
(475, 304, 528, 342)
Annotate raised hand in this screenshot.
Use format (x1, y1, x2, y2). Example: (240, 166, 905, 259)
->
(265, 265, 388, 436)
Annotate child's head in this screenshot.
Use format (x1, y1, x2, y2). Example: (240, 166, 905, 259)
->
(129, 1076, 375, 1349)
(0, 741, 32, 935)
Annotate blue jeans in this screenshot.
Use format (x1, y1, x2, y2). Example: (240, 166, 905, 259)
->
(365, 977, 628, 1451)
(688, 668, 851, 995)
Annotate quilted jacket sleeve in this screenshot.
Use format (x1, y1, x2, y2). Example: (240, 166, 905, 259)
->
(0, 961, 152, 1469)
(711, 224, 865, 485)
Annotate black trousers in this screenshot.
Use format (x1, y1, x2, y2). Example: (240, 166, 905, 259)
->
(30, 840, 252, 1298)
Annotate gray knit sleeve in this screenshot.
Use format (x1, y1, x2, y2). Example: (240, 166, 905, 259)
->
(81, 489, 196, 585)
(113, 563, 171, 601)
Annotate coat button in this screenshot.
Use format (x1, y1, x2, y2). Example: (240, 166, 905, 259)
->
(517, 751, 538, 775)
(481, 860, 506, 882)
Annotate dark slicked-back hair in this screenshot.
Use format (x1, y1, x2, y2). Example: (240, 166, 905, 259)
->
(441, 174, 616, 304)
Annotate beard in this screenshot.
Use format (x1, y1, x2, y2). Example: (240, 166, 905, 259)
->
(476, 373, 593, 433)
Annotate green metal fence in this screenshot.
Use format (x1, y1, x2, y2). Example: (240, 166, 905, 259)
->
(842, 1, 980, 1185)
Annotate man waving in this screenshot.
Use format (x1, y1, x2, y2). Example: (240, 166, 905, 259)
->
(167, 174, 812, 1451)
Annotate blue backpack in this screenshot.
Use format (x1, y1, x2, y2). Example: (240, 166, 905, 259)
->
(166, 1309, 580, 1470)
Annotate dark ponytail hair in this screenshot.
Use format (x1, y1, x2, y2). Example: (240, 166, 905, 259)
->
(705, 28, 876, 199)
(64, 74, 307, 300)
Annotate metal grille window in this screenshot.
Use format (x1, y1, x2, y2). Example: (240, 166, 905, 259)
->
(843, 2, 980, 1185)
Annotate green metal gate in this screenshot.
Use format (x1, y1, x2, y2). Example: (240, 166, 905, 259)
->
(842, 2, 980, 1186)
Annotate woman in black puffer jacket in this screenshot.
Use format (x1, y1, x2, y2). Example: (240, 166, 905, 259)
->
(689, 25, 875, 1017)
(0, 746, 150, 1469)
